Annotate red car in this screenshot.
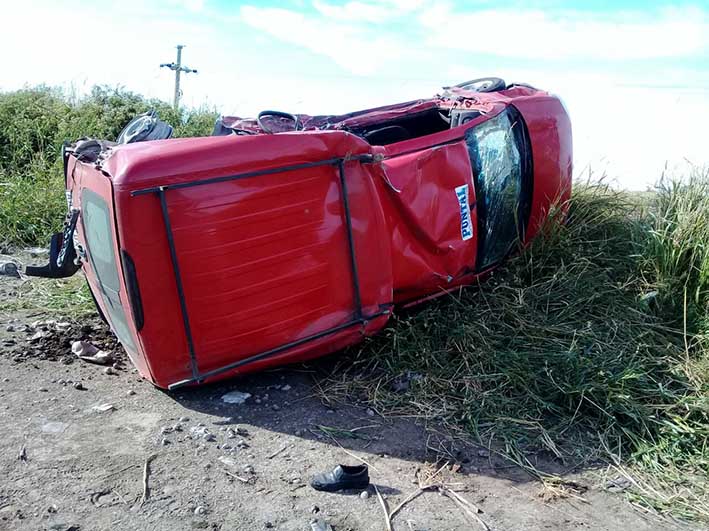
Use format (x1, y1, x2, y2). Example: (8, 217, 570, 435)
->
(28, 78, 572, 389)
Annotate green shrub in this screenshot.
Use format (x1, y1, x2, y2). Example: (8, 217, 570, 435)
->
(0, 87, 69, 174)
(0, 85, 217, 248)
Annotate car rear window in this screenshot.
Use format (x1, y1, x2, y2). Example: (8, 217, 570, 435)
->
(82, 189, 136, 351)
(465, 107, 531, 270)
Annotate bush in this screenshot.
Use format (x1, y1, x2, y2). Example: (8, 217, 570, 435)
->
(0, 87, 69, 174)
(0, 85, 218, 248)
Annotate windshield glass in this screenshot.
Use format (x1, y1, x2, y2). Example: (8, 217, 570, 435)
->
(465, 108, 529, 269)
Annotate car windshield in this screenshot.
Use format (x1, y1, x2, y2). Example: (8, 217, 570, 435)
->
(465, 108, 530, 269)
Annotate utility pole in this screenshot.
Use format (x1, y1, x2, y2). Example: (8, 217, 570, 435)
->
(160, 45, 198, 110)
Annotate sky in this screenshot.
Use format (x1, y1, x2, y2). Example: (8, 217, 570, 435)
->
(2, 0, 708, 189)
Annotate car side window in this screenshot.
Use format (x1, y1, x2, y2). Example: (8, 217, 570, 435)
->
(82, 189, 137, 351)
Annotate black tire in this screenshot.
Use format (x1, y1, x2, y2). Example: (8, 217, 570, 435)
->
(455, 77, 506, 93)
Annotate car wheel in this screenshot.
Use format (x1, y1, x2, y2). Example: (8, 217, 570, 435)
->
(455, 77, 506, 92)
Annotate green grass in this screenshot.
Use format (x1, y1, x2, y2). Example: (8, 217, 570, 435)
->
(324, 177, 709, 522)
(0, 275, 96, 319)
(0, 85, 217, 248)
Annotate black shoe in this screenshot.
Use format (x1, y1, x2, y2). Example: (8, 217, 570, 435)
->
(310, 464, 369, 492)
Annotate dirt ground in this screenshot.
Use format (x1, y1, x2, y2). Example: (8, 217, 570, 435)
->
(0, 259, 698, 531)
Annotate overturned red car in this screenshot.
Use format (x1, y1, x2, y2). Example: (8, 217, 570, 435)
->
(28, 78, 572, 389)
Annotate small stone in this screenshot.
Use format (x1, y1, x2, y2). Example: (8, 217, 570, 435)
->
(477, 449, 490, 458)
(194, 505, 206, 515)
(92, 403, 115, 413)
(366, 409, 375, 417)
(272, 404, 280, 411)
(280, 384, 292, 391)
(73, 382, 85, 390)
(5, 324, 14, 332)
(179, 416, 189, 422)
(190, 425, 215, 441)
(161, 437, 170, 446)
(264, 522, 274, 529)
(311, 505, 320, 514)
(254, 398, 262, 405)
(290, 478, 301, 484)
(243, 464, 255, 474)
(161, 426, 173, 435)
(360, 490, 370, 499)
(104, 367, 118, 376)
(221, 390, 251, 405)
(47, 504, 58, 513)
(172, 423, 183, 432)
(38, 387, 48, 392)
(294, 429, 303, 437)
(127, 389, 136, 396)
(29, 331, 46, 343)
(226, 428, 236, 439)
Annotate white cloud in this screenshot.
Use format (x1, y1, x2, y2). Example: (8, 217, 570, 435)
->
(182, 0, 205, 13)
(240, 5, 406, 75)
(312, 0, 424, 23)
(419, 4, 709, 60)
(313, 0, 396, 22)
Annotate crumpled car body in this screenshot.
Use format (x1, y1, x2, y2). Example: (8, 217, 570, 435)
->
(36, 83, 572, 389)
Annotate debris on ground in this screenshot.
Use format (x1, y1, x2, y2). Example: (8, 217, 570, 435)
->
(0, 261, 20, 278)
(4, 318, 124, 364)
(141, 454, 157, 505)
(92, 403, 115, 413)
(72, 340, 114, 365)
(221, 390, 251, 404)
(310, 519, 334, 531)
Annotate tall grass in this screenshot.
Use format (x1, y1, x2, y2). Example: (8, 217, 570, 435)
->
(0, 85, 217, 248)
(326, 177, 709, 521)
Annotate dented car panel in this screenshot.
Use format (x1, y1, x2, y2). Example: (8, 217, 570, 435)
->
(32, 82, 572, 389)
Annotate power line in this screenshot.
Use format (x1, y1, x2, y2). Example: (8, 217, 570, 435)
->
(160, 45, 198, 110)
